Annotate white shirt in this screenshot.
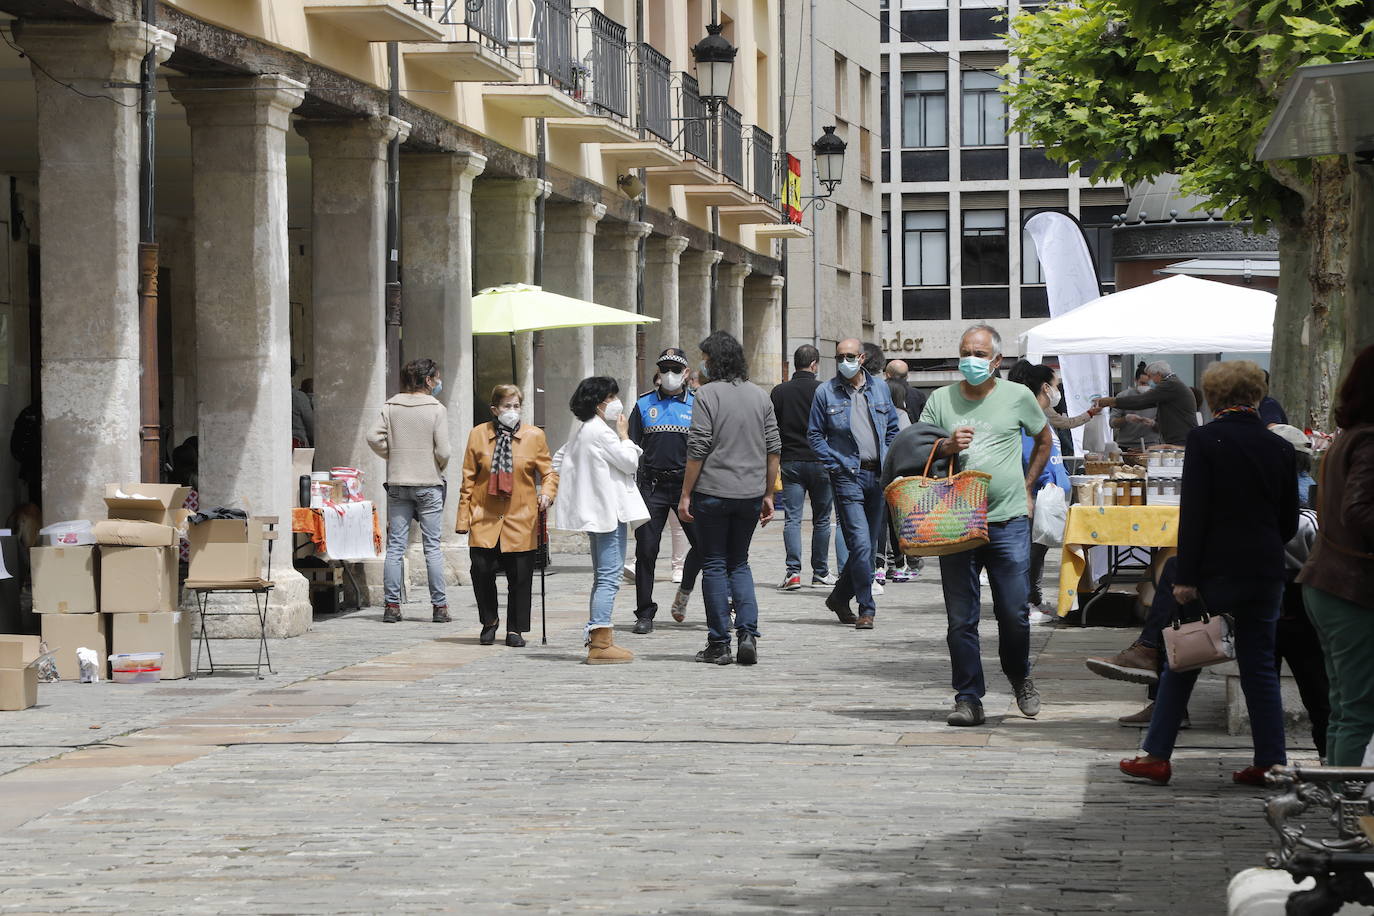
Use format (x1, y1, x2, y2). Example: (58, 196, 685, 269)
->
(551, 417, 650, 533)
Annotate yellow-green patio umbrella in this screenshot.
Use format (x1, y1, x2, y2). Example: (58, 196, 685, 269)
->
(471, 283, 659, 381)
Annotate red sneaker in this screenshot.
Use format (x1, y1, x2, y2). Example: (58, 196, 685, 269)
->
(1233, 766, 1271, 787)
(1119, 756, 1172, 785)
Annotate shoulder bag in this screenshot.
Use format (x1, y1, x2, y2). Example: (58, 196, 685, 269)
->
(1162, 596, 1236, 673)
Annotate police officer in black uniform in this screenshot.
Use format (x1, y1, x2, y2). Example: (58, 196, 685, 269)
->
(629, 348, 701, 634)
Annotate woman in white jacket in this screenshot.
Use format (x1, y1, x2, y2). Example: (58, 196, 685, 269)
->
(552, 376, 649, 664)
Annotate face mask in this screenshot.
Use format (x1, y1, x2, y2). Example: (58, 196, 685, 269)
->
(958, 356, 994, 386)
(1148, 380, 1158, 389)
(497, 408, 520, 428)
(602, 399, 624, 423)
(697, 362, 710, 382)
(430, 379, 443, 396)
(660, 371, 685, 392)
(1046, 386, 1062, 408)
(837, 357, 861, 379)
(1137, 384, 1150, 393)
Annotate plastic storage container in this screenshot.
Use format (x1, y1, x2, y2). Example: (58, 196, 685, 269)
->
(109, 652, 164, 684)
(38, 520, 95, 546)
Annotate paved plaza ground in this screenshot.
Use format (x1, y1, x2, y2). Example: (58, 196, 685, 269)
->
(0, 526, 1298, 914)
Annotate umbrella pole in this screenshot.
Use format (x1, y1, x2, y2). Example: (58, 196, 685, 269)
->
(509, 331, 518, 385)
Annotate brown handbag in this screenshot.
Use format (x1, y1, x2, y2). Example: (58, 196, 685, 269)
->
(1162, 597, 1236, 673)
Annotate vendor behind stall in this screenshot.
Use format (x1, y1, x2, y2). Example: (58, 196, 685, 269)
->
(1094, 361, 1197, 447)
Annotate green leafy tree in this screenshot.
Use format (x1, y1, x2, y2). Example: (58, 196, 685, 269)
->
(1004, 0, 1374, 428)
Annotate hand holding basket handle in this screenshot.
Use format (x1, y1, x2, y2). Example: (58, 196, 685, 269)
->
(884, 437, 992, 558)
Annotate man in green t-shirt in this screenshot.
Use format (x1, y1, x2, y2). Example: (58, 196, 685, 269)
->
(919, 324, 1053, 727)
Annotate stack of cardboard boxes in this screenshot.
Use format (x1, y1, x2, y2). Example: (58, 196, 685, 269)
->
(32, 540, 106, 680)
(0, 635, 39, 711)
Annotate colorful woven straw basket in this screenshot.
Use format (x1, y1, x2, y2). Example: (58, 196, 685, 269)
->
(884, 439, 992, 557)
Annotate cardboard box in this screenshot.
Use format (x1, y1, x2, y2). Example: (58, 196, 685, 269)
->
(187, 519, 264, 583)
(93, 519, 179, 547)
(0, 666, 37, 711)
(100, 546, 178, 613)
(40, 613, 109, 680)
(0, 634, 40, 668)
(104, 483, 191, 527)
(112, 611, 193, 680)
(31, 546, 98, 613)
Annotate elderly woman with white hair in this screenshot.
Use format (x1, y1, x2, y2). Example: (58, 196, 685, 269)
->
(1093, 360, 1199, 447)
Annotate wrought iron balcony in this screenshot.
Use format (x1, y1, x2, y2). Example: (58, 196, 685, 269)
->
(402, 0, 509, 48)
(679, 73, 713, 163)
(750, 126, 775, 202)
(720, 104, 744, 186)
(535, 0, 577, 89)
(638, 42, 672, 142)
(581, 8, 628, 117)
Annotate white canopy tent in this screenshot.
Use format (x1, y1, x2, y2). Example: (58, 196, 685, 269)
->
(1020, 275, 1276, 362)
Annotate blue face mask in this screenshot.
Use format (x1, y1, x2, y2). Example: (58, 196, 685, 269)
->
(430, 379, 443, 396)
(698, 361, 709, 381)
(958, 356, 994, 386)
(837, 357, 861, 379)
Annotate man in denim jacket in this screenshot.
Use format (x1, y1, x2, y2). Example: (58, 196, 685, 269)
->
(807, 338, 901, 629)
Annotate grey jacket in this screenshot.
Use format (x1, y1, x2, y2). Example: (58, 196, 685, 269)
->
(366, 393, 451, 487)
(881, 421, 953, 489)
(686, 379, 781, 500)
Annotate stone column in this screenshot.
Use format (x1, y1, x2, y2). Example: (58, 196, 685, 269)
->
(643, 235, 690, 360)
(541, 201, 605, 449)
(678, 248, 723, 360)
(714, 261, 751, 343)
(171, 75, 310, 636)
(14, 21, 175, 522)
(399, 150, 487, 540)
(744, 274, 786, 388)
(471, 178, 543, 427)
(593, 220, 653, 400)
(296, 117, 409, 520)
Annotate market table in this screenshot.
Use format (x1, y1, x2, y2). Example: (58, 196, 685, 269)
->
(291, 503, 383, 614)
(1056, 505, 1180, 620)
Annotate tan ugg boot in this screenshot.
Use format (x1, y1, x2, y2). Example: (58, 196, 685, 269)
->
(585, 627, 633, 665)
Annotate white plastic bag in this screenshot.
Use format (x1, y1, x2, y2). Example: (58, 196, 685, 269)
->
(1032, 484, 1068, 547)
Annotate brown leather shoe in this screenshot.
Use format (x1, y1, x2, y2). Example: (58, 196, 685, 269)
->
(432, 605, 451, 623)
(1086, 642, 1160, 685)
(1118, 701, 1191, 729)
(855, 615, 875, 630)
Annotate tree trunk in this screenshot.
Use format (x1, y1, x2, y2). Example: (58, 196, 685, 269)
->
(1271, 157, 1353, 431)
(1345, 161, 1374, 383)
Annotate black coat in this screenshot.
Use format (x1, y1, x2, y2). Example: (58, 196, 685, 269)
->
(770, 370, 823, 463)
(1176, 411, 1299, 587)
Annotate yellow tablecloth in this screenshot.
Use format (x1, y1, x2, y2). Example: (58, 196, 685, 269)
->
(1056, 505, 1180, 616)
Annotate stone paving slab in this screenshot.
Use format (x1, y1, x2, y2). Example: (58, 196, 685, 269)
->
(0, 527, 1292, 913)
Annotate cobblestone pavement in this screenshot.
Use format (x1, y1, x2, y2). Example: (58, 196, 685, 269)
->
(0, 526, 1297, 914)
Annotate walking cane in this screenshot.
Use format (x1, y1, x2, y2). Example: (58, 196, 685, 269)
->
(538, 506, 548, 645)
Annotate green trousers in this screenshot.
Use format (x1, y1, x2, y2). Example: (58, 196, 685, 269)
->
(1304, 585, 1374, 766)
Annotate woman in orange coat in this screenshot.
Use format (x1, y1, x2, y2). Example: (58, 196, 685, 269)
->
(457, 385, 558, 647)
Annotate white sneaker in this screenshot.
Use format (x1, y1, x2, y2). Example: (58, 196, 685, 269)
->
(874, 569, 887, 585)
(671, 569, 683, 584)
(871, 580, 885, 596)
(811, 573, 839, 588)
(1029, 609, 1057, 626)
(778, 573, 802, 591)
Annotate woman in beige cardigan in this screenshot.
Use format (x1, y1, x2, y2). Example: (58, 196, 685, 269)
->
(457, 384, 558, 647)
(366, 358, 451, 624)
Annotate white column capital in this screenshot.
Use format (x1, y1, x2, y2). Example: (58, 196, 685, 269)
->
(472, 176, 546, 209)
(402, 150, 488, 192)
(14, 19, 175, 83)
(721, 261, 752, 287)
(769, 274, 786, 290)
(649, 234, 691, 265)
(169, 75, 307, 131)
(297, 115, 410, 159)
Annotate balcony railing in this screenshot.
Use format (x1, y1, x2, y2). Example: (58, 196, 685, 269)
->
(403, 0, 508, 48)
(720, 104, 744, 186)
(679, 73, 712, 163)
(750, 127, 774, 202)
(583, 9, 628, 117)
(639, 42, 672, 141)
(535, 0, 576, 89)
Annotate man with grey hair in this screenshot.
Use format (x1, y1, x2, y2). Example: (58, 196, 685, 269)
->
(920, 324, 1053, 727)
(1094, 360, 1198, 446)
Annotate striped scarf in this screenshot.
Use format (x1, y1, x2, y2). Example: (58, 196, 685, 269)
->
(1213, 405, 1259, 420)
(488, 419, 517, 497)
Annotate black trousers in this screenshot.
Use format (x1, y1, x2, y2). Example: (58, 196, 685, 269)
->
(634, 475, 701, 619)
(470, 543, 535, 633)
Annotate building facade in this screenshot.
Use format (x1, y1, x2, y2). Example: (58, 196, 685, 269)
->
(0, 0, 806, 633)
(877, 0, 1127, 384)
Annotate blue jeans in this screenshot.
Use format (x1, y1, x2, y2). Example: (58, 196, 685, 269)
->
(830, 469, 884, 616)
(587, 524, 628, 634)
(780, 460, 835, 578)
(383, 484, 447, 606)
(938, 516, 1032, 704)
(1144, 576, 1286, 767)
(692, 493, 762, 645)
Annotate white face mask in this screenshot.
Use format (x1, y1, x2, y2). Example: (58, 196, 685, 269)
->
(1045, 386, 1062, 408)
(497, 408, 520, 428)
(660, 371, 685, 393)
(601, 399, 624, 423)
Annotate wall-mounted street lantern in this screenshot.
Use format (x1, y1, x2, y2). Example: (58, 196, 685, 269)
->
(812, 125, 847, 194)
(691, 22, 737, 110)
